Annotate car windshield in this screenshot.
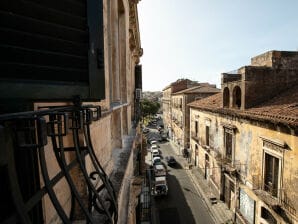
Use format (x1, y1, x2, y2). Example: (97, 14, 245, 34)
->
(156, 185, 167, 192)
(153, 158, 161, 164)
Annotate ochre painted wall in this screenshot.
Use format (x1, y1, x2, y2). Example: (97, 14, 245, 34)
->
(189, 107, 298, 223)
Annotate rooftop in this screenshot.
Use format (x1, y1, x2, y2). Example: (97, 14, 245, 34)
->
(172, 85, 220, 95)
(188, 85, 298, 129)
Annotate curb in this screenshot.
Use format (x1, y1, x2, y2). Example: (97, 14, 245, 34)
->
(186, 169, 219, 223)
(169, 140, 233, 224)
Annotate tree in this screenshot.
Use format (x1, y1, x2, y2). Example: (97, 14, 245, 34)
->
(141, 99, 160, 119)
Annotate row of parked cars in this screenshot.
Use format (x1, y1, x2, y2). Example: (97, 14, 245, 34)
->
(149, 140, 177, 197)
(150, 140, 168, 197)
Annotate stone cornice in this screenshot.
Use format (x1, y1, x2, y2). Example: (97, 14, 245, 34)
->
(128, 0, 142, 59)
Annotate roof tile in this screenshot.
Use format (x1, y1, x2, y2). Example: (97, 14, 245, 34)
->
(188, 86, 298, 127)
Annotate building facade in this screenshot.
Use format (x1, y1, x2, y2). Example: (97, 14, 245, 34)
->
(171, 84, 220, 150)
(189, 51, 298, 224)
(162, 79, 205, 141)
(162, 85, 172, 137)
(0, 0, 143, 223)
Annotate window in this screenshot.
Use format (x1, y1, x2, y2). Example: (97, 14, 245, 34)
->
(195, 121, 198, 136)
(205, 126, 209, 146)
(118, 0, 127, 103)
(225, 131, 233, 161)
(223, 127, 234, 163)
(0, 0, 105, 101)
(264, 153, 280, 197)
(261, 207, 277, 224)
(232, 86, 241, 109)
(223, 87, 230, 108)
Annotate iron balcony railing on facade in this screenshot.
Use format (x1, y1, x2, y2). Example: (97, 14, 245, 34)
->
(0, 104, 118, 224)
(252, 175, 288, 206)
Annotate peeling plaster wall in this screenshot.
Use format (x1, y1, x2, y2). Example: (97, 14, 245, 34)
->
(189, 107, 298, 223)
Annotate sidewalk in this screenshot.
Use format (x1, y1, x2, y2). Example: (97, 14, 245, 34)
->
(170, 141, 234, 224)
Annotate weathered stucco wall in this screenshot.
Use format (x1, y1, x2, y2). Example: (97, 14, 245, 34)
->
(189, 107, 298, 223)
(32, 0, 142, 222)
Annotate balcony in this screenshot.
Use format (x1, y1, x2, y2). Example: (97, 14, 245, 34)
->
(0, 105, 118, 223)
(251, 175, 296, 222)
(220, 157, 238, 176)
(252, 176, 281, 205)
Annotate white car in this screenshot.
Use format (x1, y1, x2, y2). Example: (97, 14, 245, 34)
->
(151, 144, 158, 151)
(154, 164, 167, 177)
(151, 149, 159, 158)
(150, 140, 158, 145)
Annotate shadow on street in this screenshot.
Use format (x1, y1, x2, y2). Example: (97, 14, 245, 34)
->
(154, 173, 197, 224)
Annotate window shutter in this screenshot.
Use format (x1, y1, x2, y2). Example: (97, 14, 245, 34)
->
(135, 65, 142, 89)
(0, 0, 105, 102)
(87, 0, 105, 99)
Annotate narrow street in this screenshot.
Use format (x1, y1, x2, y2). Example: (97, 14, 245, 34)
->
(146, 128, 214, 224)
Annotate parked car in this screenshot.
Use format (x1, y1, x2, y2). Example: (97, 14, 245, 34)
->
(147, 137, 156, 144)
(152, 176, 168, 196)
(160, 131, 168, 141)
(165, 156, 177, 166)
(150, 140, 158, 145)
(152, 156, 162, 166)
(151, 144, 158, 151)
(151, 149, 160, 158)
(153, 164, 167, 177)
(142, 128, 149, 134)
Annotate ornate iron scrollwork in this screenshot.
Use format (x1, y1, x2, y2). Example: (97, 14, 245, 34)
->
(0, 105, 118, 224)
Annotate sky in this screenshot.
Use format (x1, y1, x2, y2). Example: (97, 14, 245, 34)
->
(137, 0, 298, 91)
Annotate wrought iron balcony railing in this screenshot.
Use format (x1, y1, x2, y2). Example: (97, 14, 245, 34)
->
(0, 105, 118, 223)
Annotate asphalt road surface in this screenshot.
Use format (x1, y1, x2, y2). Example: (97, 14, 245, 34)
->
(145, 126, 214, 224)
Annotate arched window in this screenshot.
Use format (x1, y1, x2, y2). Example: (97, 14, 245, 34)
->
(233, 86, 241, 109)
(223, 87, 230, 108)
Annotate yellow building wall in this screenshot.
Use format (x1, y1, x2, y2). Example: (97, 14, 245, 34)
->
(162, 87, 172, 132)
(189, 107, 298, 223)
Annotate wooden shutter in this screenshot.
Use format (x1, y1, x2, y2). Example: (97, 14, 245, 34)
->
(135, 65, 142, 89)
(0, 0, 105, 101)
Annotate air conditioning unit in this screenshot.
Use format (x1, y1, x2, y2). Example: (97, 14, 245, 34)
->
(135, 88, 142, 99)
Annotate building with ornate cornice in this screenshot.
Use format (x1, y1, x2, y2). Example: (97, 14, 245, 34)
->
(189, 50, 298, 224)
(0, 0, 144, 223)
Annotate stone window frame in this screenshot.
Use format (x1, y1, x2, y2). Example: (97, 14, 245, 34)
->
(204, 118, 211, 148)
(260, 136, 285, 199)
(222, 124, 237, 165)
(194, 115, 200, 132)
